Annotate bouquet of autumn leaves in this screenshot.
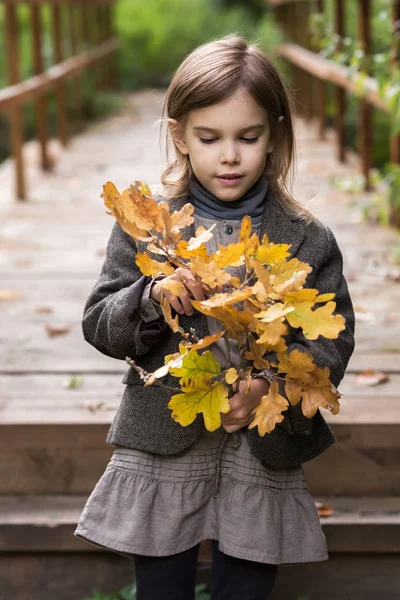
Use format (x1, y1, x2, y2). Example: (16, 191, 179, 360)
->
(102, 181, 346, 437)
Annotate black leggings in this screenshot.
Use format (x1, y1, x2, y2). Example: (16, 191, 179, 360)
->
(134, 540, 278, 600)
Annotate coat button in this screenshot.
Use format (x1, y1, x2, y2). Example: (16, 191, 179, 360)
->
(224, 225, 233, 235)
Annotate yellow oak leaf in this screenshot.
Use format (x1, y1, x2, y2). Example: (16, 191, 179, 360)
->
(189, 330, 225, 350)
(136, 253, 175, 277)
(129, 181, 165, 232)
(102, 182, 153, 241)
(286, 301, 346, 340)
(254, 303, 294, 323)
(270, 258, 312, 286)
(248, 381, 289, 435)
(170, 203, 195, 232)
(277, 349, 316, 380)
(213, 242, 245, 268)
(169, 349, 221, 386)
(245, 334, 271, 370)
(239, 215, 252, 242)
(168, 380, 230, 431)
(251, 281, 268, 303)
(190, 257, 232, 289)
(175, 240, 209, 260)
(256, 240, 292, 264)
(284, 288, 320, 303)
(158, 280, 186, 296)
(273, 270, 309, 296)
(255, 318, 288, 350)
(250, 258, 271, 294)
(284, 380, 302, 406)
(187, 224, 216, 251)
(161, 297, 184, 334)
(301, 385, 341, 418)
(144, 352, 186, 387)
(225, 367, 239, 384)
(230, 276, 242, 288)
(198, 287, 253, 309)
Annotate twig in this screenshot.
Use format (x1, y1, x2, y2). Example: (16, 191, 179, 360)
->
(223, 333, 232, 370)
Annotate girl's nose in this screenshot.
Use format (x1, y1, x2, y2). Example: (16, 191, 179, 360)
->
(220, 143, 240, 165)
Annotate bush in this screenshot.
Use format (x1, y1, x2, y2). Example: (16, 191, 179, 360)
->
(115, 0, 281, 89)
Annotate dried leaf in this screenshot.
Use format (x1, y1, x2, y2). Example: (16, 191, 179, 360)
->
(35, 306, 54, 313)
(136, 253, 175, 277)
(63, 375, 84, 389)
(315, 502, 334, 517)
(190, 256, 232, 289)
(248, 381, 289, 435)
(187, 224, 216, 251)
(169, 349, 221, 386)
(354, 369, 389, 386)
(0, 290, 23, 301)
(169, 380, 229, 431)
(225, 367, 239, 385)
(45, 324, 71, 338)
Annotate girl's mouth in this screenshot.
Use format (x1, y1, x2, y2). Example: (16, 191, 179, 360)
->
(217, 174, 243, 186)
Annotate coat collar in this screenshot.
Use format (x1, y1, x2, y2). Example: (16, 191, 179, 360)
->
(169, 193, 306, 260)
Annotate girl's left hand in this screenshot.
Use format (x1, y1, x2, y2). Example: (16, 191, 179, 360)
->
(221, 378, 270, 433)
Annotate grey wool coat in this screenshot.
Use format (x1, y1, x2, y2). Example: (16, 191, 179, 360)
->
(82, 193, 355, 469)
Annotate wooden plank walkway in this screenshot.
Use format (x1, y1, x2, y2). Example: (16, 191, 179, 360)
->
(0, 88, 399, 430)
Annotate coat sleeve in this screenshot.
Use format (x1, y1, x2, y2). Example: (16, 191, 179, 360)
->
(275, 224, 355, 435)
(82, 221, 169, 361)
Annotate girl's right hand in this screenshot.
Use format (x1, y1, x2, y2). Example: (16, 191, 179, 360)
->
(150, 267, 207, 316)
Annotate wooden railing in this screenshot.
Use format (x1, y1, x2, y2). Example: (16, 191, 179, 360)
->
(266, 0, 400, 189)
(1, 0, 119, 200)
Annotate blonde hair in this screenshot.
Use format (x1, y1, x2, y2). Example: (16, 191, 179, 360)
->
(161, 34, 312, 221)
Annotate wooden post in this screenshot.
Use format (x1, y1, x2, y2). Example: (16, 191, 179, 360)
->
(51, 4, 69, 146)
(96, 4, 106, 89)
(31, 4, 51, 171)
(106, 1, 117, 89)
(335, 0, 346, 163)
(390, 1, 400, 164)
(5, 3, 25, 200)
(68, 3, 83, 131)
(357, 0, 373, 189)
(316, 0, 327, 139)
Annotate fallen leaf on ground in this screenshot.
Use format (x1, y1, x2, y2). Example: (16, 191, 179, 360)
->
(81, 400, 118, 412)
(63, 375, 84, 389)
(354, 369, 389, 386)
(35, 306, 54, 314)
(45, 324, 71, 337)
(0, 290, 23, 300)
(315, 502, 334, 517)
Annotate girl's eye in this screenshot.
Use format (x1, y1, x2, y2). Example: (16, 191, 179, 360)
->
(198, 136, 259, 144)
(241, 137, 259, 143)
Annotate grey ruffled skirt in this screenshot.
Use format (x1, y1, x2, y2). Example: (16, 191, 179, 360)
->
(74, 427, 328, 565)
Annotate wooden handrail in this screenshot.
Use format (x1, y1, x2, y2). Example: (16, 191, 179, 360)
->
(267, 0, 400, 190)
(1, 0, 119, 200)
(0, 39, 119, 111)
(276, 43, 388, 113)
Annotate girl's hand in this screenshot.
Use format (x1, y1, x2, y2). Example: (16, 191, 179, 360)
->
(150, 267, 206, 316)
(221, 378, 270, 433)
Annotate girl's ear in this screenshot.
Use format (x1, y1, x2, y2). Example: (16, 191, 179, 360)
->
(168, 118, 189, 155)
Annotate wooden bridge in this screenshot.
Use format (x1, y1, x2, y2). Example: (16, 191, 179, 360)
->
(1, 1, 400, 598)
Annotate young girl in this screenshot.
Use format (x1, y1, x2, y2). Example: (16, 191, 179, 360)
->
(75, 35, 355, 599)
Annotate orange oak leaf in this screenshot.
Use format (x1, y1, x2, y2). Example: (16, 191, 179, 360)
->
(248, 381, 289, 436)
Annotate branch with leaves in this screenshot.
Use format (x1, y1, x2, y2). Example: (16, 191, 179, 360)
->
(102, 181, 346, 436)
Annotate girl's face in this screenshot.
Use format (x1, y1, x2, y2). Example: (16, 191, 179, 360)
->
(171, 89, 273, 202)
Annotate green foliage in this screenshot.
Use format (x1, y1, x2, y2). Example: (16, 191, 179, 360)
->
(115, 0, 280, 89)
